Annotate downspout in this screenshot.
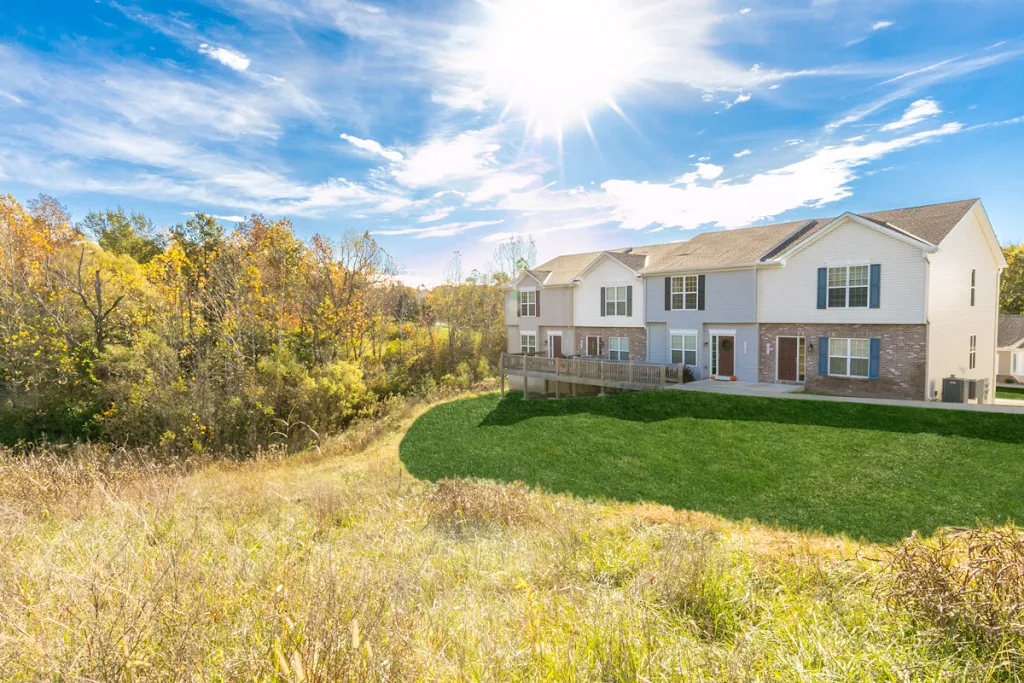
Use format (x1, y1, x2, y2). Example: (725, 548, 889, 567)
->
(923, 253, 932, 400)
(992, 268, 1004, 402)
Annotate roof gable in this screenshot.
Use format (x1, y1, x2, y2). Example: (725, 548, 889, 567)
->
(768, 212, 937, 262)
(999, 315, 1024, 348)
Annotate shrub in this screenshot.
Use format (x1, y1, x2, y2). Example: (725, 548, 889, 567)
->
(882, 525, 1024, 664)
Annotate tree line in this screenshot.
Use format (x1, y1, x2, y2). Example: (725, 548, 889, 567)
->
(0, 193, 535, 452)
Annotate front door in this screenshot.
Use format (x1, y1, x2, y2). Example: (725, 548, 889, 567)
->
(717, 336, 735, 377)
(586, 336, 599, 357)
(777, 337, 798, 381)
(549, 334, 562, 358)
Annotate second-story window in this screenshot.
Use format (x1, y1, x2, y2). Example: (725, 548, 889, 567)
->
(670, 276, 699, 310)
(969, 335, 977, 370)
(605, 286, 628, 316)
(971, 269, 976, 307)
(520, 290, 536, 317)
(828, 265, 869, 308)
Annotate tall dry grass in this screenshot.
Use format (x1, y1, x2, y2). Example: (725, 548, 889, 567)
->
(0, 393, 1021, 681)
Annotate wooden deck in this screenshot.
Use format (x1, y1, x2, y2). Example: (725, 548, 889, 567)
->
(500, 353, 688, 397)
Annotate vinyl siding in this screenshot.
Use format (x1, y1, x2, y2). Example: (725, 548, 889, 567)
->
(645, 322, 758, 382)
(504, 286, 572, 327)
(647, 323, 668, 363)
(925, 204, 1001, 399)
(646, 269, 758, 325)
(758, 218, 928, 324)
(573, 257, 645, 328)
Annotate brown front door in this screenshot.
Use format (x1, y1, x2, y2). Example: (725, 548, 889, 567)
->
(550, 335, 562, 358)
(717, 336, 735, 376)
(777, 337, 798, 381)
(586, 336, 599, 356)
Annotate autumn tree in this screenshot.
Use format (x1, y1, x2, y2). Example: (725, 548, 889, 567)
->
(80, 207, 166, 264)
(1002, 242, 1024, 314)
(493, 235, 537, 279)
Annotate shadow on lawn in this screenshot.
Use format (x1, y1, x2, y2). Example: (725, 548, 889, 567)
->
(481, 391, 1024, 445)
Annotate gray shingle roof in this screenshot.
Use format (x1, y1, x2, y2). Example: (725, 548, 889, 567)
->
(999, 315, 1024, 348)
(529, 199, 978, 284)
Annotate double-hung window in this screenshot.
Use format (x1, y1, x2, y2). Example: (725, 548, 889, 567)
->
(519, 290, 536, 317)
(971, 270, 976, 307)
(828, 338, 870, 378)
(670, 276, 699, 310)
(609, 337, 629, 361)
(605, 286, 628, 316)
(828, 265, 869, 308)
(969, 335, 977, 370)
(670, 333, 698, 366)
(520, 333, 536, 356)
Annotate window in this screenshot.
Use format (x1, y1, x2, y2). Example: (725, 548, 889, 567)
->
(520, 333, 536, 356)
(796, 337, 807, 382)
(828, 265, 869, 308)
(519, 290, 536, 317)
(828, 338, 870, 378)
(971, 269, 976, 307)
(671, 333, 698, 365)
(670, 276, 699, 310)
(605, 286, 628, 316)
(609, 337, 629, 361)
(969, 335, 977, 370)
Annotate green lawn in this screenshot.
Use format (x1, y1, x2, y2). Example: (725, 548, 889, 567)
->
(400, 391, 1024, 543)
(997, 384, 1024, 401)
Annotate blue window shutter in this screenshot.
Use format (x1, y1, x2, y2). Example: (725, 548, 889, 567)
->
(626, 285, 633, 317)
(818, 337, 829, 376)
(600, 287, 606, 316)
(870, 264, 881, 309)
(817, 268, 827, 309)
(698, 274, 706, 311)
(869, 338, 881, 379)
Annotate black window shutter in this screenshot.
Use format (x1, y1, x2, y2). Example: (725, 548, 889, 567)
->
(664, 277, 671, 311)
(535, 291, 541, 317)
(626, 285, 633, 317)
(697, 274, 706, 311)
(516, 291, 520, 318)
(600, 287, 606, 317)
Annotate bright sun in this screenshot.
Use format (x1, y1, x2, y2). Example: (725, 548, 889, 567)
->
(471, 0, 655, 142)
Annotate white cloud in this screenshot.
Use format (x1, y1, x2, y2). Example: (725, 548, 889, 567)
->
(198, 44, 251, 72)
(340, 133, 405, 162)
(739, 7, 751, 14)
(372, 220, 503, 239)
(391, 129, 502, 188)
(673, 163, 723, 184)
(725, 93, 751, 109)
(466, 172, 539, 203)
(769, 84, 780, 90)
(872, 21, 894, 31)
(881, 98, 942, 131)
(418, 207, 455, 223)
(498, 123, 965, 233)
(733, 149, 752, 157)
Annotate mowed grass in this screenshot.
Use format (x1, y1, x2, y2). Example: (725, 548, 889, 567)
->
(997, 385, 1024, 401)
(2, 394, 1023, 680)
(401, 391, 1024, 542)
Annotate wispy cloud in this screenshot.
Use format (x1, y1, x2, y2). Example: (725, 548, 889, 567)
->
(198, 44, 251, 71)
(881, 98, 941, 131)
(340, 133, 405, 162)
(733, 149, 752, 157)
(372, 220, 503, 239)
(872, 20, 894, 31)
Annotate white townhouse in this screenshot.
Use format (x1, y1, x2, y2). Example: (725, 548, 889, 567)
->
(503, 199, 1006, 401)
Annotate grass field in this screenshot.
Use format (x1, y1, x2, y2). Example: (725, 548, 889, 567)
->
(997, 384, 1024, 401)
(400, 391, 1024, 543)
(2, 392, 1022, 680)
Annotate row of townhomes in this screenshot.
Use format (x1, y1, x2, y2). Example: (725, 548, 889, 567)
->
(503, 199, 1006, 401)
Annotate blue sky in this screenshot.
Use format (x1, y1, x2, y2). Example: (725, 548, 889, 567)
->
(1, 0, 1022, 285)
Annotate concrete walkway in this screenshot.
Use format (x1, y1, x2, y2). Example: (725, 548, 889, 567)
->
(672, 379, 1024, 414)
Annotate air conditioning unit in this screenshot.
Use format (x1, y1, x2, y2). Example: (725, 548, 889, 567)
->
(942, 377, 966, 403)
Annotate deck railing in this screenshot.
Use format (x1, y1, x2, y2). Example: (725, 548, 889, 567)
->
(501, 353, 688, 392)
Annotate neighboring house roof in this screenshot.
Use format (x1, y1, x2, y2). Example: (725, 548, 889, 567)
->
(998, 315, 1024, 348)
(528, 199, 980, 283)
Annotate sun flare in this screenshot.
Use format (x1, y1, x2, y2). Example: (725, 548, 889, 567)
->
(471, 0, 655, 142)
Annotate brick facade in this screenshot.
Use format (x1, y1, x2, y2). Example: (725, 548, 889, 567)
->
(574, 326, 648, 361)
(758, 323, 927, 400)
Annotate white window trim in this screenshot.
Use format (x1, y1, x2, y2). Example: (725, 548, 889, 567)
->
(669, 275, 700, 311)
(519, 289, 537, 317)
(828, 337, 871, 379)
(604, 284, 629, 317)
(584, 335, 602, 357)
(970, 269, 976, 307)
(969, 334, 977, 370)
(608, 336, 630, 361)
(520, 332, 537, 356)
(826, 264, 871, 310)
(670, 329, 698, 366)
(774, 336, 807, 383)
